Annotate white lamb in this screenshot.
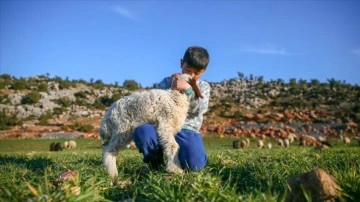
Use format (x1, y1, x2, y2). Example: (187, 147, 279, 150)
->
(68, 140, 77, 149)
(257, 139, 264, 149)
(98, 74, 202, 179)
(64, 141, 69, 148)
(63, 140, 76, 149)
(284, 139, 290, 148)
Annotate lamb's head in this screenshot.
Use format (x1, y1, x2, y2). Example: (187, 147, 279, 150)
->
(174, 74, 203, 98)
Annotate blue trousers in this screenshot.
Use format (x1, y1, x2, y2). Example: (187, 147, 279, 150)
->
(133, 124, 207, 171)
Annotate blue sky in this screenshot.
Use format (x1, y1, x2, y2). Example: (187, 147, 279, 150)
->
(1, 0, 359, 87)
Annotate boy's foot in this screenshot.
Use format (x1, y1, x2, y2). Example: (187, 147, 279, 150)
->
(145, 151, 164, 171)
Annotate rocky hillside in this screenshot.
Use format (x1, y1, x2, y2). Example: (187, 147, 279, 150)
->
(0, 74, 359, 140)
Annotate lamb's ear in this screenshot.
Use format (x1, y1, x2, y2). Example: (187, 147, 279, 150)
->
(188, 78, 203, 98)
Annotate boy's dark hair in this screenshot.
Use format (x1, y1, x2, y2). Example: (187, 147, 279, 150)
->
(182, 46, 210, 71)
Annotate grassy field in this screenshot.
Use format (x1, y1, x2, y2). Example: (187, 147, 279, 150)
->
(0, 137, 359, 202)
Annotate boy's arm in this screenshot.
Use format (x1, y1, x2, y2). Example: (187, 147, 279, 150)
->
(156, 77, 210, 116)
(187, 81, 211, 117)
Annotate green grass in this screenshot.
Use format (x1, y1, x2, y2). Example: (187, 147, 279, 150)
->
(0, 137, 359, 201)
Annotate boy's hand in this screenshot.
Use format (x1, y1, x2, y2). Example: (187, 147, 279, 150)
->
(171, 74, 191, 91)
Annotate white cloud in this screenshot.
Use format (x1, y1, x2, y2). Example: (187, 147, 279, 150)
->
(242, 45, 290, 56)
(245, 48, 288, 55)
(352, 48, 360, 56)
(113, 6, 138, 20)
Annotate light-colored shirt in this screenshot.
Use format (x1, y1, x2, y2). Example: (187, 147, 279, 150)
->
(156, 76, 211, 132)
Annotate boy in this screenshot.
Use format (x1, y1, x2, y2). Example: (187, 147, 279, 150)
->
(133, 46, 210, 171)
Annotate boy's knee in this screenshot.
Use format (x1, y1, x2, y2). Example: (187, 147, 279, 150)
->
(133, 124, 159, 153)
(187, 155, 207, 171)
(134, 124, 154, 136)
(179, 153, 207, 171)
(133, 124, 156, 142)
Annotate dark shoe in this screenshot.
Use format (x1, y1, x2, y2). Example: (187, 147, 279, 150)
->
(144, 150, 164, 171)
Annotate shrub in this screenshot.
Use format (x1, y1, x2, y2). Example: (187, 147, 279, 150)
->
(38, 112, 53, 125)
(0, 74, 12, 89)
(74, 91, 87, 99)
(0, 94, 10, 104)
(37, 83, 48, 93)
(74, 91, 89, 106)
(21, 91, 41, 104)
(53, 107, 66, 116)
(0, 110, 21, 130)
(58, 80, 72, 90)
(353, 103, 360, 113)
(232, 110, 243, 120)
(75, 98, 89, 106)
(73, 122, 94, 132)
(99, 96, 113, 106)
(54, 98, 72, 108)
(93, 99, 105, 109)
(111, 92, 123, 101)
(98, 93, 123, 107)
(11, 79, 28, 90)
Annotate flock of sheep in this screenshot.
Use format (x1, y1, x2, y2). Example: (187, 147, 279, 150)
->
(232, 133, 358, 150)
(49, 140, 77, 151)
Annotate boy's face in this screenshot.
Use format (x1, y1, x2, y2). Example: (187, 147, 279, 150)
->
(180, 59, 206, 80)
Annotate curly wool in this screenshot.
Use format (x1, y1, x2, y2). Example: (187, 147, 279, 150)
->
(99, 75, 191, 179)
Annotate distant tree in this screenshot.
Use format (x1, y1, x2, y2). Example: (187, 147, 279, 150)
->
(237, 72, 245, 80)
(123, 79, 141, 91)
(0, 74, 12, 80)
(78, 79, 87, 84)
(289, 78, 297, 86)
(298, 79, 307, 85)
(310, 79, 320, 86)
(93, 79, 104, 89)
(257, 76, 264, 83)
(276, 79, 284, 85)
(53, 76, 62, 82)
(249, 74, 254, 81)
(327, 78, 341, 89)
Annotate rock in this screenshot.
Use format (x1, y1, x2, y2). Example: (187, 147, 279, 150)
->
(54, 170, 78, 188)
(268, 89, 280, 98)
(286, 168, 342, 202)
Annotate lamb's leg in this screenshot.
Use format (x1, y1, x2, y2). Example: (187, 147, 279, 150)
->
(102, 134, 123, 180)
(157, 124, 183, 174)
(102, 144, 118, 180)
